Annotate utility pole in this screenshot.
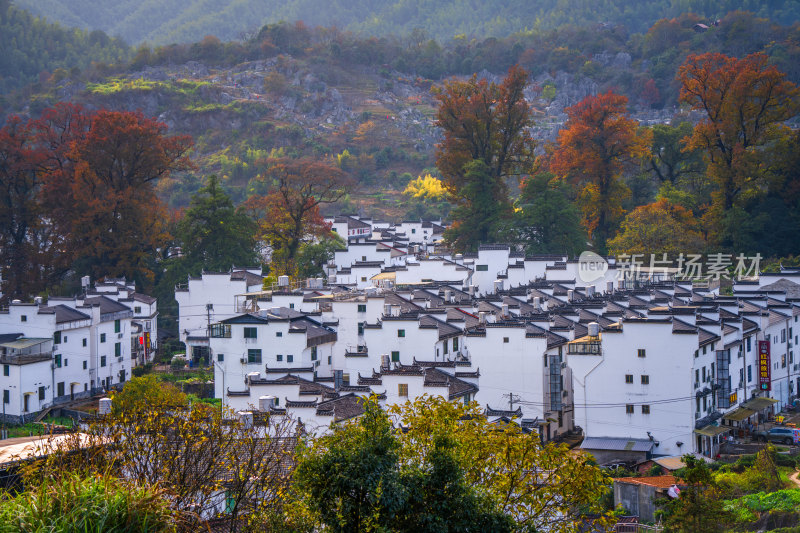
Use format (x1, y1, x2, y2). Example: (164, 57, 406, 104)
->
(504, 392, 521, 411)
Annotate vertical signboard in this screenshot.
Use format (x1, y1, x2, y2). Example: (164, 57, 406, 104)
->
(758, 340, 771, 391)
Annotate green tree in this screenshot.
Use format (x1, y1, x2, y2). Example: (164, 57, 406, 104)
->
(110, 374, 187, 415)
(177, 175, 259, 273)
(443, 160, 513, 251)
(294, 397, 512, 532)
(293, 398, 405, 532)
(662, 455, 734, 533)
(295, 233, 346, 279)
(390, 396, 615, 533)
(516, 173, 586, 256)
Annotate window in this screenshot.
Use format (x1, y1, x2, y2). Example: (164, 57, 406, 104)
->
(101, 356, 107, 367)
(328, 356, 332, 364)
(38, 386, 45, 401)
(248, 349, 262, 364)
(702, 367, 706, 381)
(82, 338, 87, 347)
(625, 404, 634, 414)
(276, 332, 282, 337)
(55, 354, 62, 368)
(64, 358, 68, 367)
(703, 396, 707, 410)
(637, 349, 646, 358)
(100, 333, 106, 343)
(289, 303, 295, 309)
(782, 329, 786, 343)
(625, 374, 633, 384)
(311, 347, 317, 361)
(362, 256, 367, 261)
(82, 361, 87, 370)
(642, 405, 651, 414)
(21, 315, 27, 322)
(453, 337, 459, 351)
(696, 397, 701, 413)
(358, 322, 364, 335)
(217, 353, 224, 362)
(134, 306, 141, 314)
(504, 337, 510, 343)
(54, 331, 62, 344)
(399, 384, 409, 397)
(287, 355, 294, 363)
(747, 365, 752, 382)
(443, 341, 449, 354)
(357, 304, 367, 313)
(476, 264, 488, 271)
(3, 365, 9, 377)
(115, 343, 121, 357)
(114, 319, 121, 333)
(398, 329, 405, 338)
(695, 369, 700, 385)
(57, 382, 64, 397)
(747, 337, 752, 352)
(641, 375, 650, 385)
(277, 354, 283, 362)
(703, 345, 707, 354)
(2, 390, 8, 404)
(739, 368, 744, 385)
(694, 350, 698, 358)
(244, 327, 257, 339)
(24, 394, 29, 412)
(391, 351, 400, 362)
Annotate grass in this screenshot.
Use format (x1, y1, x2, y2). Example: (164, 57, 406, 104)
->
(86, 77, 210, 98)
(1, 416, 76, 440)
(0, 473, 177, 533)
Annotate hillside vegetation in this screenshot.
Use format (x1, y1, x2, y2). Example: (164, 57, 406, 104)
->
(0, 0, 129, 95)
(13, 0, 800, 45)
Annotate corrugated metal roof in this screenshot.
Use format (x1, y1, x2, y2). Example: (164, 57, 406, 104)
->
(0, 337, 51, 349)
(581, 437, 654, 452)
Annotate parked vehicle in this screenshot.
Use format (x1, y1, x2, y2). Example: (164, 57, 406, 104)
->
(755, 427, 798, 445)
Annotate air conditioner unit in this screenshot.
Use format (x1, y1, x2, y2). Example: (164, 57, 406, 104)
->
(117, 333, 124, 339)
(240, 358, 247, 364)
(560, 362, 567, 369)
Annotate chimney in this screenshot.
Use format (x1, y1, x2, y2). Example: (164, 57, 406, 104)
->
(567, 289, 574, 302)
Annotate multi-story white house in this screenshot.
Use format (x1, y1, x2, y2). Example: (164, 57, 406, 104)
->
(0, 292, 139, 423)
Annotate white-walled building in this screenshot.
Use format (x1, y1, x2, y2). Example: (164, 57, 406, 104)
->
(0, 290, 143, 423)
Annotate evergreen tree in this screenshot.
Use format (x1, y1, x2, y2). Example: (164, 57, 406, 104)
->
(177, 175, 258, 273)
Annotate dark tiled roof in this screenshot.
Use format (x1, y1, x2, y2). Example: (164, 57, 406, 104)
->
(41, 304, 91, 324)
(82, 295, 131, 315)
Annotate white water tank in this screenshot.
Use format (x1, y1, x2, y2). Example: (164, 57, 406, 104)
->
(567, 289, 574, 302)
(238, 411, 254, 429)
(259, 396, 276, 411)
(588, 322, 600, 337)
(533, 297, 541, 311)
(278, 275, 289, 287)
(98, 398, 112, 415)
(607, 281, 614, 294)
(494, 279, 504, 293)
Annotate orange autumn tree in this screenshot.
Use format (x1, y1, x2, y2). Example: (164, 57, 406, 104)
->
(678, 52, 800, 245)
(434, 65, 536, 250)
(550, 91, 651, 254)
(245, 158, 352, 276)
(43, 107, 193, 283)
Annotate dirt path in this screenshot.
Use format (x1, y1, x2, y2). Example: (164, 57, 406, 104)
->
(790, 470, 800, 488)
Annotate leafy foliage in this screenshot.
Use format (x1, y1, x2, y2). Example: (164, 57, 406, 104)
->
(515, 173, 586, 256)
(13, 0, 800, 46)
(0, 473, 178, 533)
(550, 91, 651, 253)
(0, 1, 129, 94)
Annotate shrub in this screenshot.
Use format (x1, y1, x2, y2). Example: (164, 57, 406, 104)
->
(0, 473, 178, 533)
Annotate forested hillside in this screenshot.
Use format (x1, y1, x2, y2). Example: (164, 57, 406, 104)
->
(14, 0, 800, 45)
(0, 0, 129, 95)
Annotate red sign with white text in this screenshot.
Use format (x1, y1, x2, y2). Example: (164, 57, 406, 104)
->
(758, 340, 771, 391)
